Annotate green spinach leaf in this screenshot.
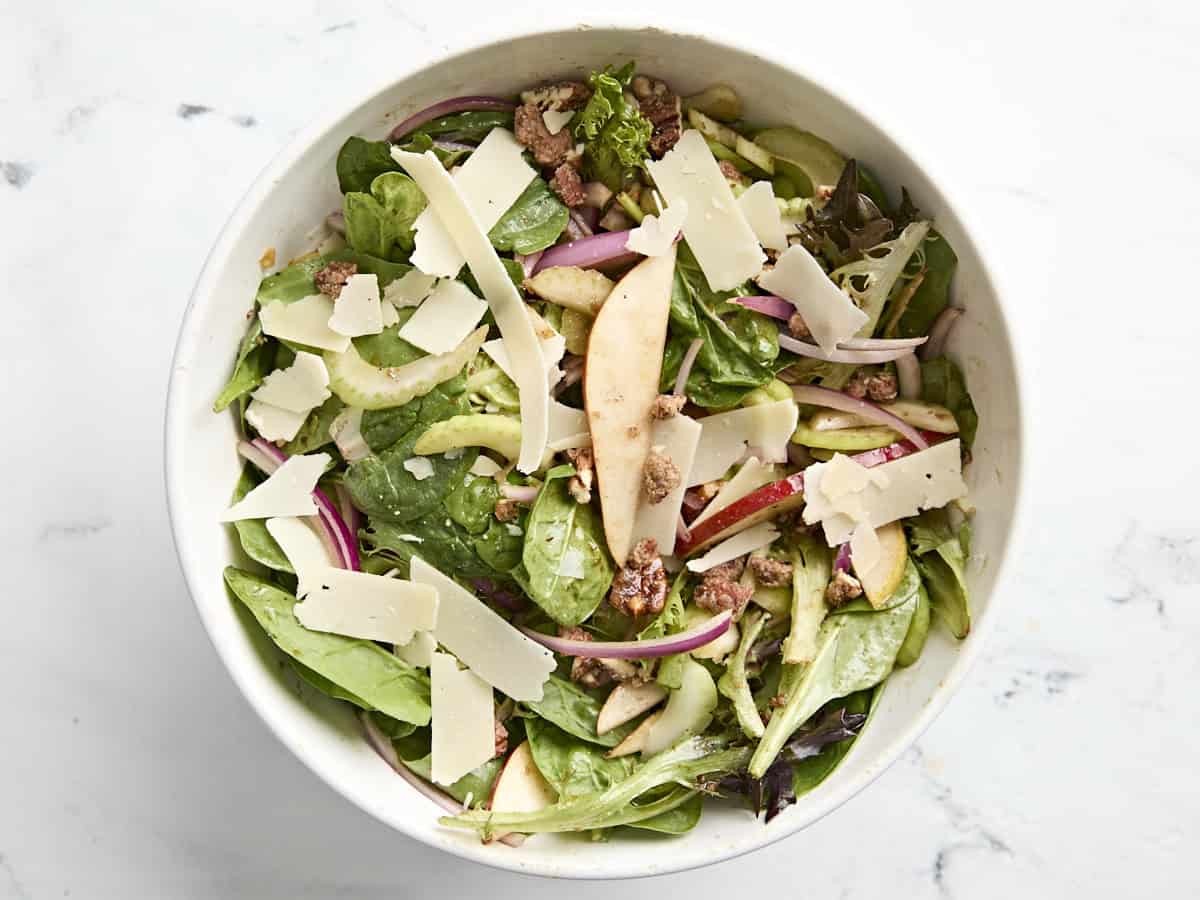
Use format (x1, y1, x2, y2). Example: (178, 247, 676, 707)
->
(290, 659, 371, 708)
(487, 177, 568, 254)
(344, 377, 477, 523)
(523, 675, 637, 748)
(223, 567, 431, 724)
(525, 718, 638, 799)
(446, 474, 500, 535)
(474, 518, 525, 573)
(521, 465, 614, 626)
(625, 792, 704, 834)
(227, 468, 292, 572)
(412, 110, 513, 141)
(363, 516, 492, 580)
(282, 395, 344, 455)
(343, 171, 426, 261)
(336, 136, 401, 195)
(920, 356, 978, 448)
(896, 230, 958, 338)
(748, 587, 916, 776)
(213, 318, 273, 412)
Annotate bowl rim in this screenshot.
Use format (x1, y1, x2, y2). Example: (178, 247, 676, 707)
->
(165, 17, 1028, 880)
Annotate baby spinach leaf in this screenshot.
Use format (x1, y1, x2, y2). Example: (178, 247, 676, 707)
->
(363, 516, 493, 580)
(344, 377, 477, 523)
(525, 718, 638, 799)
(660, 245, 781, 407)
(920, 356, 978, 448)
(213, 318, 274, 412)
(223, 567, 431, 724)
(290, 659, 371, 708)
(460, 257, 525, 297)
(520, 465, 614, 627)
(446, 474, 500, 535)
(895, 582, 932, 667)
(228, 468, 292, 572)
(255, 250, 411, 307)
(896, 230, 958, 339)
(488, 177, 568, 254)
(523, 675, 637, 748)
(343, 171, 427, 261)
(906, 508, 970, 639)
(282, 395, 344, 455)
(336, 136, 402, 194)
(748, 587, 916, 777)
(412, 110, 513, 141)
(474, 518, 525, 573)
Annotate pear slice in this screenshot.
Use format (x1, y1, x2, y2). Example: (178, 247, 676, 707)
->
(596, 681, 668, 736)
(584, 247, 678, 566)
(855, 521, 908, 609)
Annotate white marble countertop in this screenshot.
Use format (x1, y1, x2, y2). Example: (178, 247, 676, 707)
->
(4, 1, 1197, 897)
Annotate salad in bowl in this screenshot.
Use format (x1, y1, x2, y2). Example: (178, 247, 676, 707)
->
(214, 59, 977, 844)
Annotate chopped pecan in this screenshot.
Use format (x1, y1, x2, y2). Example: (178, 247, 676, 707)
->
(693, 570, 754, 614)
(749, 556, 794, 587)
(844, 367, 899, 403)
(632, 75, 682, 157)
(313, 260, 357, 297)
(514, 102, 575, 168)
(706, 557, 747, 582)
(787, 312, 812, 340)
(769, 693, 788, 709)
(549, 163, 586, 208)
(642, 448, 681, 505)
(560, 626, 637, 688)
(650, 393, 687, 419)
(520, 81, 592, 111)
(493, 498, 520, 522)
(825, 570, 864, 606)
(565, 447, 594, 504)
(608, 538, 668, 617)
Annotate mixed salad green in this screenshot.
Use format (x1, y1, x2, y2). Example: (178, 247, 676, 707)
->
(216, 61, 978, 843)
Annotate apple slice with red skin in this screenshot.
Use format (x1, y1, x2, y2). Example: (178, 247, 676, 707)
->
(488, 740, 556, 814)
(675, 473, 805, 557)
(596, 681, 668, 736)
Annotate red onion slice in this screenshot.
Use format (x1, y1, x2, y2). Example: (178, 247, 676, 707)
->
(790, 385, 929, 450)
(833, 543, 852, 574)
(515, 251, 543, 279)
(731, 295, 794, 320)
(533, 230, 639, 273)
(240, 439, 361, 570)
(921, 307, 964, 360)
(387, 96, 515, 142)
(673, 338, 704, 397)
(334, 482, 363, 538)
(432, 139, 475, 153)
(568, 208, 595, 238)
(499, 483, 539, 503)
(895, 352, 922, 401)
(520, 610, 732, 659)
(779, 334, 918, 365)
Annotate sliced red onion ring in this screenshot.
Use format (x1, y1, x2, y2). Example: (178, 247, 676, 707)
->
(515, 251, 543, 279)
(500, 483, 539, 503)
(533, 230, 639, 273)
(839, 336, 927, 350)
(334, 482, 362, 538)
(568, 208, 595, 238)
(790, 385, 929, 450)
(779, 334, 918, 365)
(895, 352, 922, 401)
(731, 295, 794, 320)
(240, 439, 361, 570)
(673, 338, 704, 396)
(432, 139, 475, 153)
(833, 543, 851, 574)
(575, 205, 600, 231)
(921, 307, 964, 360)
(387, 96, 515, 141)
(848, 435, 939, 467)
(520, 610, 733, 659)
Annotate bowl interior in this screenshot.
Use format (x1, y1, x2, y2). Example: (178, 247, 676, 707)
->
(166, 25, 1022, 879)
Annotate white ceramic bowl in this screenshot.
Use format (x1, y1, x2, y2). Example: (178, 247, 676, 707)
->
(166, 23, 1025, 880)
